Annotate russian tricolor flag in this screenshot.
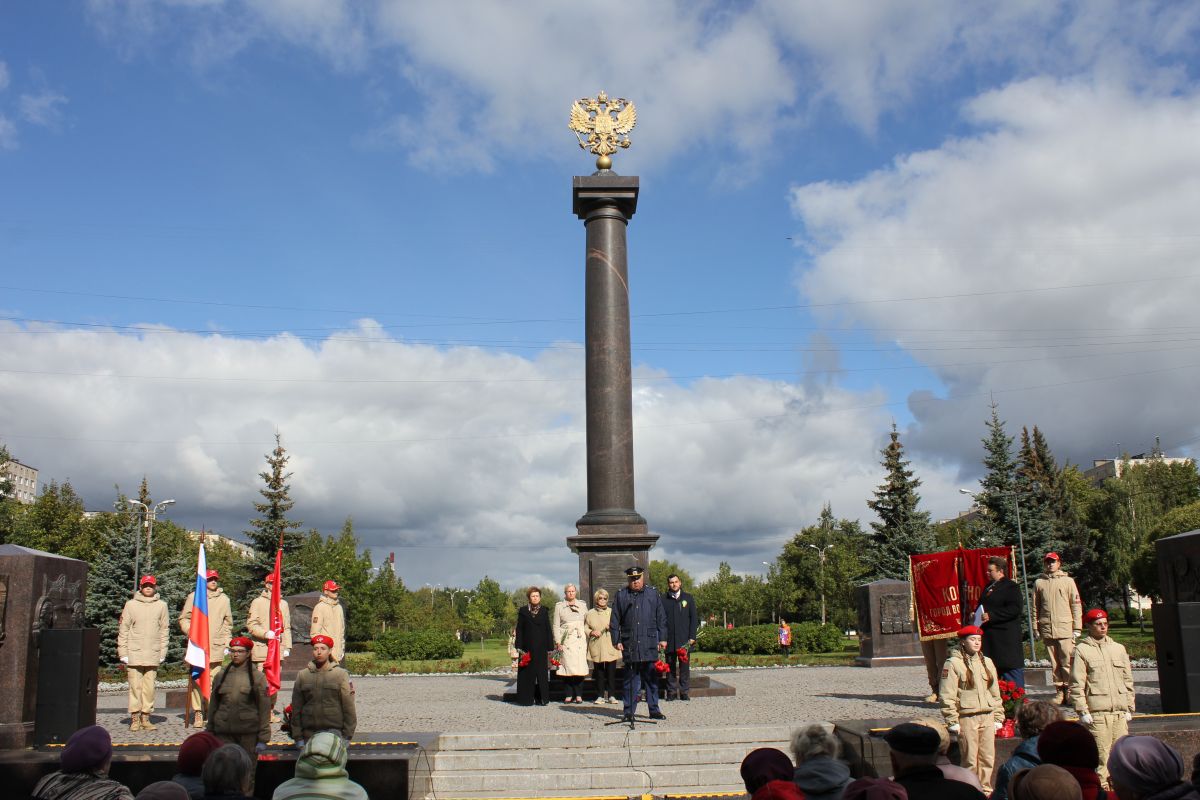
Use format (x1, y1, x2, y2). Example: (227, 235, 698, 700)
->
(185, 543, 212, 700)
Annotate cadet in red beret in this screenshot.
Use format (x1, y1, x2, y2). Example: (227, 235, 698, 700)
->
(940, 624, 1004, 793)
(179, 567, 234, 728)
(1033, 553, 1082, 705)
(206, 632, 270, 766)
(291, 632, 356, 745)
(118, 575, 169, 732)
(1069, 608, 1134, 785)
(309, 579, 345, 663)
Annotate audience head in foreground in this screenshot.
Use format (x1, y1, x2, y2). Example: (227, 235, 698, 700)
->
(741, 747, 804, 800)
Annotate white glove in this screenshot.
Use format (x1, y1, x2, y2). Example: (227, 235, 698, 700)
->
(949, 724, 961, 733)
(224, 648, 230, 655)
(1073, 631, 1081, 639)
(1081, 713, 1093, 725)
(159, 658, 166, 664)
(283, 650, 290, 658)
(120, 656, 129, 664)
(265, 630, 276, 640)
(995, 722, 1003, 731)
(1124, 711, 1132, 721)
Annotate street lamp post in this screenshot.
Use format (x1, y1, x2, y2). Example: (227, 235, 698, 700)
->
(960, 488, 1036, 663)
(127, 498, 176, 589)
(807, 544, 834, 626)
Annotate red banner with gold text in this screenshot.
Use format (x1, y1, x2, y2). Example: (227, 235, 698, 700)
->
(910, 546, 1014, 640)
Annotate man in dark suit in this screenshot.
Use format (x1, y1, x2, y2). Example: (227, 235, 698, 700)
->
(978, 555, 1026, 688)
(662, 574, 698, 701)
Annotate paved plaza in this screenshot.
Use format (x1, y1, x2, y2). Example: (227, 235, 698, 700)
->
(96, 666, 1164, 744)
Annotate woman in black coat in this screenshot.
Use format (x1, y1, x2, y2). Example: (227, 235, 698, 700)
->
(514, 586, 554, 706)
(978, 555, 1026, 685)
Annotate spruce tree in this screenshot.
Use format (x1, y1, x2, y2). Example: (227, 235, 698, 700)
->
(1013, 426, 1066, 584)
(865, 424, 935, 579)
(978, 402, 1019, 542)
(86, 497, 141, 665)
(245, 434, 310, 598)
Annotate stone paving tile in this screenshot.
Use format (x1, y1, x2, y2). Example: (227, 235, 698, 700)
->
(95, 666, 1162, 745)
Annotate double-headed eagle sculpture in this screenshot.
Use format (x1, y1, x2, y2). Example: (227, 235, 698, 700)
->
(569, 91, 637, 171)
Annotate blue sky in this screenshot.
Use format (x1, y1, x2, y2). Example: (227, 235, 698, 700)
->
(2, 2, 1198, 590)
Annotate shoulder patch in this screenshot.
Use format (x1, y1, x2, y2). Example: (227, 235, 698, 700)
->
(942, 668, 949, 678)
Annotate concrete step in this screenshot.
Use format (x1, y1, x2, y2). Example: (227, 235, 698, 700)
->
(432, 742, 789, 772)
(431, 762, 745, 794)
(436, 724, 795, 751)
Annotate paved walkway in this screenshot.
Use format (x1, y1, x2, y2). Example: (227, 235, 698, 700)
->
(97, 666, 1163, 745)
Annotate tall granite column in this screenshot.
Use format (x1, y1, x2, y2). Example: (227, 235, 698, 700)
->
(566, 173, 658, 603)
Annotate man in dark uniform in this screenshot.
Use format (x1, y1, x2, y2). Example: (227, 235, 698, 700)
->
(978, 555, 1026, 688)
(611, 565, 669, 724)
(663, 574, 697, 701)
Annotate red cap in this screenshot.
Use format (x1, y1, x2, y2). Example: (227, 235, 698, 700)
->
(229, 636, 253, 649)
(263, 575, 275, 584)
(140, 575, 157, 586)
(1044, 552, 1060, 561)
(323, 580, 340, 592)
(1083, 609, 1108, 624)
(206, 569, 219, 580)
(311, 634, 334, 648)
(957, 625, 984, 637)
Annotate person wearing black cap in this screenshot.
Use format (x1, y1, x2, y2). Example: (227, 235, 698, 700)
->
(611, 565, 668, 723)
(31, 724, 134, 800)
(883, 722, 986, 800)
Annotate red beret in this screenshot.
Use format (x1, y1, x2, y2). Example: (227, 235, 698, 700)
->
(139, 575, 157, 586)
(311, 634, 334, 648)
(1044, 552, 1060, 561)
(206, 569, 219, 580)
(1083, 609, 1108, 624)
(957, 625, 983, 637)
(229, 636, 252, 649)
(323, 580, 340, 591)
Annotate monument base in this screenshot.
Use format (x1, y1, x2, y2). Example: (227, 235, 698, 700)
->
(567, 523, 659, 603)
(854, 656, 926, 668)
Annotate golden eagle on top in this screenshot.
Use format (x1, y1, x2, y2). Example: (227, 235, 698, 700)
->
(569, 91, 636, 170)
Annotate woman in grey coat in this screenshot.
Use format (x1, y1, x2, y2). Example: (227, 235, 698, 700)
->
(791, 724, 851, 800)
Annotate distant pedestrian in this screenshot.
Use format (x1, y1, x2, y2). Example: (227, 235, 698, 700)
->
(779, 620, 793, 658)
(1033, 553, 1082, 706)
(790, 723, 851, 800)
(1070, 608, 1134, 786)
(585, 589, 621, 704)
(118, 575, 169, 732)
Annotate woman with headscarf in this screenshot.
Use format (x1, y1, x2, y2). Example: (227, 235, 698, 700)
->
(553, 583, 589, 704)
(940, 625, 1004, 794)
(31, 725, 133, 800)
(585, 588, 621, 704)
(1037, 720, 1106, 800)
(791, 723, 852, 800)
(741, 747, 804, 800)
(1107, 736, 1200, 800)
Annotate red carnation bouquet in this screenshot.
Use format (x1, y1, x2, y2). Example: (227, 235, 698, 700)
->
(518, 651, 531, 668)
(676, 646, 689, 664)
(654, 646, 670, 674)
(999, 679, 1026, 719)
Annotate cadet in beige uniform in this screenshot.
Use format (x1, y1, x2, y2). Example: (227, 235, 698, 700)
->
(179, 568, 235, 727)
(940, 624, 1004, 793)
(247, 574, 291, 720)
(309, 580, 346, 663)
(1033, 552, 1082, 705)
(118, 575, 170, 731)
(1070, 608, 1134, 786)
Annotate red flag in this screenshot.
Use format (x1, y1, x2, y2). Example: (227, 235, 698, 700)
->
(264, 548, 283, 696)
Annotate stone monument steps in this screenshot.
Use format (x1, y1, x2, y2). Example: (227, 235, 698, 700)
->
(426, 724, 796, 800)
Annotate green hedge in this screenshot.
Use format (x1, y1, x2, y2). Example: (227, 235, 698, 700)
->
(372, 629, 464, 660)
(695, 622, 843, 655)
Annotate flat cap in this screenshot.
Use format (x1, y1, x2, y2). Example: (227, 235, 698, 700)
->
(883, 722, 941, 756)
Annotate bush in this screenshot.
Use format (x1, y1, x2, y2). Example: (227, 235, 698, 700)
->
(373, 628, 464, 661)
(695, 622, 844, 655)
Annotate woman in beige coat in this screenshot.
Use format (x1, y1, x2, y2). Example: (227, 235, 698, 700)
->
(553, 584, 590, 703)
(585, 588, 621, 704)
